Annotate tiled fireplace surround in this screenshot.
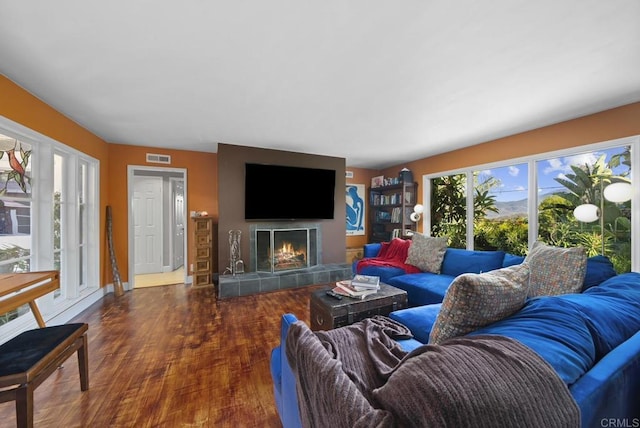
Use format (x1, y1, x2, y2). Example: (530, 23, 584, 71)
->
(217, 222, 351, 298)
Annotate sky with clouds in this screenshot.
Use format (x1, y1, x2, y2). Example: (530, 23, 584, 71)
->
(479, 146, 628, 202)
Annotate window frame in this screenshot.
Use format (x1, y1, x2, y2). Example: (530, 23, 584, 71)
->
(0, 116, 100, 341)
(419, 135, 639, 272)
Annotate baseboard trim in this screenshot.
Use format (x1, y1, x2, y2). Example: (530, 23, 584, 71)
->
(48, 287, 107, 326)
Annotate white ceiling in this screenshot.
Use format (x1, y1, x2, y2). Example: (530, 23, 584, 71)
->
(1, 1, 639, 169)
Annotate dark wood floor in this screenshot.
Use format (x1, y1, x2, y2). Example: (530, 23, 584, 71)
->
(0, 282, 323, 427)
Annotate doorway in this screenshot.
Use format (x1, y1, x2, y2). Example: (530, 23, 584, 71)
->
(127, 166, 188, 289)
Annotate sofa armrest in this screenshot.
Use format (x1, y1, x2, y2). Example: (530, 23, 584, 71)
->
(272, 313, 303, 428)
(352, 244, 384, 274)
(570, 330, 640, 426)
(363, 243, 382, 258)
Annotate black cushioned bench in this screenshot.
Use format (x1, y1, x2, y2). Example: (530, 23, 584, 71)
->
(0, 323, 89, 428)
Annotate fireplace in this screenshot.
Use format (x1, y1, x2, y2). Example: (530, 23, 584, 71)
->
(219, 222, 351, 299)
(250, 223, 320, 273)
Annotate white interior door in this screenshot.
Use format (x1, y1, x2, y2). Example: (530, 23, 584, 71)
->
(171, 179, 185, 270)
(133, 176, 163, 274)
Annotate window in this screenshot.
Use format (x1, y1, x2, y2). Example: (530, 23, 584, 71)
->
(474, 163, 529, 256)
(53, 153, 64, 298)
(78, 160, 89, 290)
(0, 122, 99, 333)
(430, 173, 468, 248)
(536, 146, 632, 272)
(0, 134, 32, 325)
(424, 136, 637, 272)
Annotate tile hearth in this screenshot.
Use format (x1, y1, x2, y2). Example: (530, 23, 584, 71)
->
(217, 263, 352, 299)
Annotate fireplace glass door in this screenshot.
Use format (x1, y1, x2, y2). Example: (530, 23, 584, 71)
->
(255, 228, 317, 273)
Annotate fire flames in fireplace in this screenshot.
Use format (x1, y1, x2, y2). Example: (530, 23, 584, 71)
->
(271, 241, 307, 270)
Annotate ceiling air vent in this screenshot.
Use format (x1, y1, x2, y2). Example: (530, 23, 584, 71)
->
(146, 153, 171, 164)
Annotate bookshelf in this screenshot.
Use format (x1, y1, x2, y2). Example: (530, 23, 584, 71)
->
(368, 181, 418, 243)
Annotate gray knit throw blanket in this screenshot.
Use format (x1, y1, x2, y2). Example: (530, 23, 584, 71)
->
(285, 316, 579, 428)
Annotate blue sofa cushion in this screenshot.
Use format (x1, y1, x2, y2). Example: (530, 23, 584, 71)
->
(470, 297, 596, 385)
(390, 303, 442, 344)
(440, 248, 505, 277)
(582, 255, 617, 291)
(395, 337, 424, 352)
(357, 265, 407, 284)
(387, 273, 455, 306)
(502, 253, 525, 267)
(563, 272, 640, 358)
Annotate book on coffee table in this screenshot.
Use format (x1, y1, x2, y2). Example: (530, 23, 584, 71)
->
(351, 275, 380, 290)
(333, 282, 378, 299)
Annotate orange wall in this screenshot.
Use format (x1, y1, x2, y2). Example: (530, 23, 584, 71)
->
(107, 144, 218, 280)
(381, 102, 640, 211)
(0, 76, 111, 285)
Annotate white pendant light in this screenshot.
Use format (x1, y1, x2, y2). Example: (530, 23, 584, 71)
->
(603, 182, 633, 203)
(573, 204, 600, 223)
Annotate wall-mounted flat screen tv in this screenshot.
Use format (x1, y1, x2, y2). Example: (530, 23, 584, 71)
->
(245, 163, 336, 220)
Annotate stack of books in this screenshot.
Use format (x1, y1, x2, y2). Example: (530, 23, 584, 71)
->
(332, 275, 380, 299)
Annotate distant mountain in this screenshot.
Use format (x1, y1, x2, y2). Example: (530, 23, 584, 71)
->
(488, 199, 527, 218)
(486, 192, 559, 219)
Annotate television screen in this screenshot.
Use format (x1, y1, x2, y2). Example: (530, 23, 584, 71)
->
(245, 163, 336, 220)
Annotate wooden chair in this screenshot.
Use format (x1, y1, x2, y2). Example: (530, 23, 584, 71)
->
(0, 323, 89, 428)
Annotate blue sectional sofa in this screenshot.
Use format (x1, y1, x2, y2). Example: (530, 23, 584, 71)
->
(271, 258, 640, 427)
(355, 242, 521, 306)
(354, 243, 616, 307)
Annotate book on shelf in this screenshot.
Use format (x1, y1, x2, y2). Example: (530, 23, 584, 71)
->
(375, 211, 391, 222)
(404, 191, 413, 204)
(351, 275, 380, 289)
(390, 207, 402, 222)
(403, 207, 413, 223)
(371, 192, 403, 206)
(333, 282, 378, 299)
(383, 177, 400, 186)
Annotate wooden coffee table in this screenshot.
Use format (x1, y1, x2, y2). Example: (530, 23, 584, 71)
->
(310, 282, 408, 331)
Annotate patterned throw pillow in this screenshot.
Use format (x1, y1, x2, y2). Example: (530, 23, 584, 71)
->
(429, 263, 530, 344)
(525, 241, 587, 297)
(405, 233, 448, 273)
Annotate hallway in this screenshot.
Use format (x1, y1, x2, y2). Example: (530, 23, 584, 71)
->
(134, 267, 185, 288)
